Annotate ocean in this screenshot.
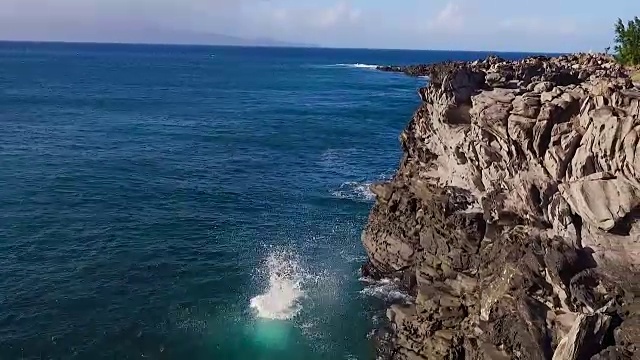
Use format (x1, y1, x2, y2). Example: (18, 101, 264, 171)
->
(0, 43, 537, 359)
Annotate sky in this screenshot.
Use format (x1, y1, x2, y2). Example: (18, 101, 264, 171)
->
(0, 0, 639, 52)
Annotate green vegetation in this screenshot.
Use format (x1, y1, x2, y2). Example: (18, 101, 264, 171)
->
(614, 16, 640, 65)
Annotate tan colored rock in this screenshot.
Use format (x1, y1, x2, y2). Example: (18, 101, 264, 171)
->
(480, 265, 520, 321)
(512, 94, 542, 118)
(552, 314, 611, 360)
(547, 193, 579, 248)
(535, 81, 554, 92)
(478, 343, 512, 360)
(581, 223, 640, 269)
(387, 304, 417, 325)
(508, 114, 537, 154)
(371, 183, 394, 202)
(363, 53, 640, 359)
(559, 175, 640, 231)
(542, 87, 564, 103)
(544, 123, 582, 180)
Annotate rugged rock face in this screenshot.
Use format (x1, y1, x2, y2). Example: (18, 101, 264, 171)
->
(363, 54, 640, 359)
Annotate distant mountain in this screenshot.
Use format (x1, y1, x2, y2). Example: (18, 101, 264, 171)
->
(0, 25, 316, 48)
(247, 37, 314, 48)
(140, 30, 315, 47)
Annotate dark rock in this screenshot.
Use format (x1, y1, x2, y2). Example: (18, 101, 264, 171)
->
(590, 346, 634, 360)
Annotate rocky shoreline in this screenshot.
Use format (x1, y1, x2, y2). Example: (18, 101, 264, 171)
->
(363, 54, 640, 359)
(377, 64, 436, 77)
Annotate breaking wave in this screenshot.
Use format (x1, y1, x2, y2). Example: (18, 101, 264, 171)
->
(334, 63, 379, 69)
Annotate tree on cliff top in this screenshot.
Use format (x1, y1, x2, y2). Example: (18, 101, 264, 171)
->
(614, 16, 640, 65)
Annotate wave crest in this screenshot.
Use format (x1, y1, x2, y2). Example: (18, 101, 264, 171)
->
(334, 63, 379, 69)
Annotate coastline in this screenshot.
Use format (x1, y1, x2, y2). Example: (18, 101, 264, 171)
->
(363, 54, 640, 359)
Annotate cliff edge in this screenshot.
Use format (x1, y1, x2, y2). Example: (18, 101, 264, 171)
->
(363, 54, 640, 359)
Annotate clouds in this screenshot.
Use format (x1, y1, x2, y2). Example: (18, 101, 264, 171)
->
(427, 2, 465, 32)
(0, 0, 243, 30)
(256, 1, 362, 31)
(239, 1, 377, 47)
(407, 0, 620, 52)
(313, 2, 362, 28)
(499, 17, 579, 36)
(0, 0, 367, 44)
(0, 0, 637, 52)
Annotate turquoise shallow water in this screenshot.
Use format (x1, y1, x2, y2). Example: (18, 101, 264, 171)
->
(0, 43, 536, 359)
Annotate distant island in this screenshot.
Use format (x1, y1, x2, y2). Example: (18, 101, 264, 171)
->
(0, 28, 316, 48)
(141, 31, 316, 48)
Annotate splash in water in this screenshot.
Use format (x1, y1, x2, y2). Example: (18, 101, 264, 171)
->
(250, 250, 306, 320)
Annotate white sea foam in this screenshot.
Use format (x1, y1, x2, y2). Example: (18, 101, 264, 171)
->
(332, 181, 376, 202)
(332, 172, 394, 202)
(250, 250, 306, 320)
(335, 63, 379, 69)
(359, 277, 412, 303)
(340, 250, 368, 264)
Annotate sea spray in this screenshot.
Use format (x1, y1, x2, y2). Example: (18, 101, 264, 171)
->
(332, 181, 376, 202)
(337, 63, 379, 69)
(250, 250, 306, 320)
(359, 277, 412, 303)
(331, 172, 395, 202)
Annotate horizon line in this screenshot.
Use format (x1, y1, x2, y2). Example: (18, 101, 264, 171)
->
(0, 39, 571, 55)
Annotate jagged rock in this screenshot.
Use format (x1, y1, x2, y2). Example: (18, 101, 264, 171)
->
(513, 94, 542, 118)
(615, 305, 640, 354)
(478, 343, 512, 360)
(579, 223, 640, 272)
(371, 183, 395, 203)
(544, 123, 582, 180)
(365, 53, 640, 360)
(590, 346, 635, 360)
(508, 114, 537, 154)
(542, 87, 564, 103)
(536, 82, 555, 93)
(547, 193, 580, 248)
(552, 314, 611, 360)
(486, 72, 506, 87)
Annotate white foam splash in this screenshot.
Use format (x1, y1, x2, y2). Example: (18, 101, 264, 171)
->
(335, 63, 379, 69)
(250, 250, 306, 320)
(340, 250, 368, 264)
(332, 181, 375, 202)
(359, 277, 412, 303)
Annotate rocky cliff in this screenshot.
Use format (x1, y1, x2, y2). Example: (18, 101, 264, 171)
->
(363, 54, 640, 359)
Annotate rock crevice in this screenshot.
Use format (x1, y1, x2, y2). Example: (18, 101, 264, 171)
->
(364, 54, 640, 359)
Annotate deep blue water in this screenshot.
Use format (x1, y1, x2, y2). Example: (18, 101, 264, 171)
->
(0, 43, 539, 359)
